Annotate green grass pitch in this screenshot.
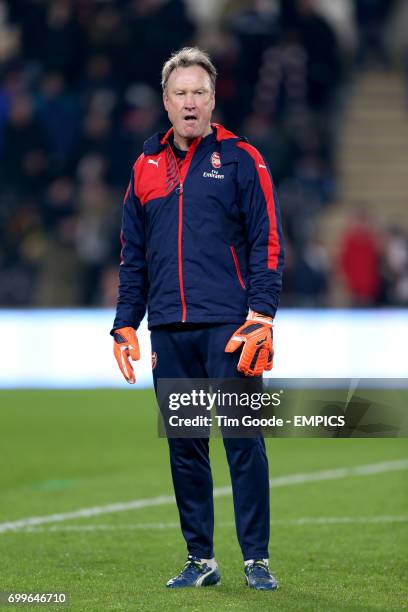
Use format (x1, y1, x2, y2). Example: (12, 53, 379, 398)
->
(0, 390, 407, 611)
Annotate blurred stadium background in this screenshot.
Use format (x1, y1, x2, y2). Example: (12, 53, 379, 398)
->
(0, 2, 407, 610)
(0, 0, 408, 385)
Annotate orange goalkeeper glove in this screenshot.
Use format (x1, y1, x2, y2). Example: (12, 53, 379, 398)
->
(113, 327, 140, 384)
(225, 310, 274, 376)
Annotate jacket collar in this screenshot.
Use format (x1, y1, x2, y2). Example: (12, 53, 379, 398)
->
(143, 123, 241, 156)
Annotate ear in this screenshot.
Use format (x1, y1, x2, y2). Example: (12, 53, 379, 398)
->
(210, 91, 216, 112)
(163, 92, 168, 112)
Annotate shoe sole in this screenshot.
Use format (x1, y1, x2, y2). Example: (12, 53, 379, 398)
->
(197, 580, 221, 588)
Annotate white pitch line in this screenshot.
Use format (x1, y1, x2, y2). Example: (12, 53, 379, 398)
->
(0, 459, 407, 534)
(14, 515, 408, 533)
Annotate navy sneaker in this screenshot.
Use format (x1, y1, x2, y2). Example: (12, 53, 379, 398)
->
(166, 555, 221, 588)
(244, 560, 279, 591)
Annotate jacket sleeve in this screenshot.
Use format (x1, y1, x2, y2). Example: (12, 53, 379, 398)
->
(236, 142, 285, 318)
(111, 163, 147, 332)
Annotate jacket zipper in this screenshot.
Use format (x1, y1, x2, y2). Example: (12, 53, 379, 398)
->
(176, 181, 186, 321)
(230, 245, 246, 289)
(167, 139, 201, 322)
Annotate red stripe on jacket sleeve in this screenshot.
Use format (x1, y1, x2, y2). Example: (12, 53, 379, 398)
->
(120, 154, 143, 265)
(123, 183, 130, 202)
(120, 183, 132, 265)
(237, 142, 280, 270)
(132, 153, 145, 201)
(119, 229, 125, 265)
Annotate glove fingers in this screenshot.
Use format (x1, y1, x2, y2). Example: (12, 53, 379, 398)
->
(237, 340, 259, 376)
(238, 344, 268, 376)
(114, 344, 136, 384)
(129, 335, 140, 361)
(265, 348, 274, 371)
(225, 334, 244, 353)
(113, 327, 139, 382)
(121, 349, 136, 384)
(228, 316, 274, 376)
(257, 347, 269, 374)
(250, 347, 268, 376)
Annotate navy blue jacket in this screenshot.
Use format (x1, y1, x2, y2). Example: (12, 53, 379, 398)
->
(112, 123, 284, 330)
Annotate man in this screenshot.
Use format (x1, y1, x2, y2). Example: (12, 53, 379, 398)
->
(111, 47, 284, 590)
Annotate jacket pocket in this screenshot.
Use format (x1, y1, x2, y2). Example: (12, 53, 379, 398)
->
(229, 245, 246, 290)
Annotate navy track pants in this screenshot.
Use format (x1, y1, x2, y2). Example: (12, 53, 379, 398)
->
(151, 323, 270, 560)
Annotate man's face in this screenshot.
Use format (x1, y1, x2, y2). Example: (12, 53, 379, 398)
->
(163, 65, 215, 146)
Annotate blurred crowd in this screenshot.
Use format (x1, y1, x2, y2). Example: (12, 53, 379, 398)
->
(283, 215, 408, 307)
(0, 0, 406, 308)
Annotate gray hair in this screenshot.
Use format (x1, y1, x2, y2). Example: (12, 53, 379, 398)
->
(161, 47, 217, 93)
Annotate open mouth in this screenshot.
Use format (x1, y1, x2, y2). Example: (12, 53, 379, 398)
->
(183, 115, 197, 123)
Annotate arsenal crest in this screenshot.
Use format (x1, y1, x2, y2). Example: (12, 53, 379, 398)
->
(151, 351, 158, 370)
(211, 152, 221, 169)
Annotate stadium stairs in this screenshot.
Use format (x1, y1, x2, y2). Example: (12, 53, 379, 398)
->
(318, 68, 408, 304)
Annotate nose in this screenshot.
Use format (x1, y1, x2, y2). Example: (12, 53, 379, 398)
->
(184, 93, 195, 108)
